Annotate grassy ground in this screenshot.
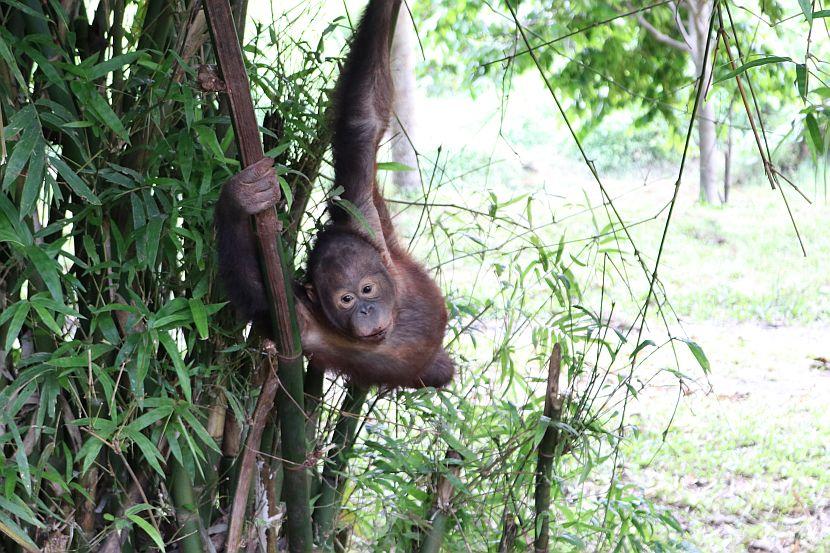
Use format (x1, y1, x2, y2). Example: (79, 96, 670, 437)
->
(615, 187, 830, 552)
(624, 323, 830, 552)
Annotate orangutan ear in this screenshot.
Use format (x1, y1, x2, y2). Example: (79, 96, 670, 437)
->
(304, 283, 317, 304)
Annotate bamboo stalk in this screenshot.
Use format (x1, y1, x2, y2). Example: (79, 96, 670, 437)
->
(312, 385, 368, 549)
(170, 459, 206, 553)
(20, 0, 87, 163)
(534, 343, 563, 553)
(265, 429, 283, 553)
(498, 511, 518, 553)
(136, 0, 175, 51)
(202, 1, 312, 551)
(226, 345, 280, 553)
(304, 363, 325, 448)
(418, 450, 463, 553)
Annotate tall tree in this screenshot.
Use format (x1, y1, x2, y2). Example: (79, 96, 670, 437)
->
(389, 5, 421, 191)
(635, 0, 718, 202)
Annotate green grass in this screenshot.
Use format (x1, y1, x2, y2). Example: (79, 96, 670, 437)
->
(648, 187, 830, 324)
(622, 343, 830, 550)
(417, 76, 830, 326)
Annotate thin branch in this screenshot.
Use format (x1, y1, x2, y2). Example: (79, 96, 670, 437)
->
(635, 11, 692, 51)
(669, 0, 693, 46)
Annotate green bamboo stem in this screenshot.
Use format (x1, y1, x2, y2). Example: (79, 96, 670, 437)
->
(419, 513, 449, 553)
(20, 0, 87, 163)
(137, 0, 175, 51)
(270, 238, 314, 553)
(533, 344, 563, 553)
(266, 427, 283, 553)
(305, 363, 325, 500)
(198, 389, 228, 525)
(170, 459, 206, 553)
(312, 385, 368, 549)
(418, 450, 463, 553)
(304, 363, 325, 447)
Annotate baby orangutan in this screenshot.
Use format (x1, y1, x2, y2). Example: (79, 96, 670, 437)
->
(215, 0, 453, 388)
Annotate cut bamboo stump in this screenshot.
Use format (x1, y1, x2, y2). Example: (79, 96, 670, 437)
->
(534, 343, 563, 553)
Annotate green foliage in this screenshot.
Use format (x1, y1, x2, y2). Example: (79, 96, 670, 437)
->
(0, 0, 725, 551)
(412, 0, 823, 145)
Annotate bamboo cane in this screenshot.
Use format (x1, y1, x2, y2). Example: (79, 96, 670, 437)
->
(534, 344, 563, 552)
(202, 1, 312, 551)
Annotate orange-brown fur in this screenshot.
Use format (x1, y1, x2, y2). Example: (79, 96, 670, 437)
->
(216, 0, 453, 388)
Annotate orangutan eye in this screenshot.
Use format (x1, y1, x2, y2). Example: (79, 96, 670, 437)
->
(341, 294, 354, 305)
(362, 284, 373, 295)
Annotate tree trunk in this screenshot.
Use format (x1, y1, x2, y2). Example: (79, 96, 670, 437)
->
(697, 99, 719, 204)
(723, 115, 732, 203)
(691, 0, 719, 204)
(389, 6, 420, 191)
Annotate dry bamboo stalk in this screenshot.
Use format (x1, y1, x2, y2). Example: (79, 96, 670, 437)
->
(534, 343, 563, 553)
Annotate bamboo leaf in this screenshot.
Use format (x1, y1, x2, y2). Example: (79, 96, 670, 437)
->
(0, 0, 47, 20)
(439, 430, 474, 459)
(89, 51, 143, 80)
(188, 298, 209, 340)
(124, 428, 165, 476)
(78, 436, 105, 475)
(0, 512, 38, 553)
(3, 302, 29, 351)
(167, 430, 184, 465)
(796, 63, 808, 101)
(9, 421, 32, 495)
(87, 90, 131, 142)
(128, 514, 166, 551)
(31, 303, 63, 335)
(331, 197, 377, 240)
(714, 56, 791, 83)
(194, 124, 225, 160)
(145, 215, 165, 269)
(20, 140, 45, 217)
(159, 332, 191, 403)
(178, 408, 220, 452)
(127, 405, 174, 432)
(377, 161, 415, 172)
(0, 495, 42, 528)
(799, 0, 813, 23)
(278, 175, 293, 209)
(24, 245, 63, 303)
(680, 338, 711, 374)
(69, 81, 130, 142)
(630, 339, 656, 359)
(51, 156, 101, 205)
(0, 32, 27, 90)
(2, 124, 38, 191)
(805, 113, 823, 154)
